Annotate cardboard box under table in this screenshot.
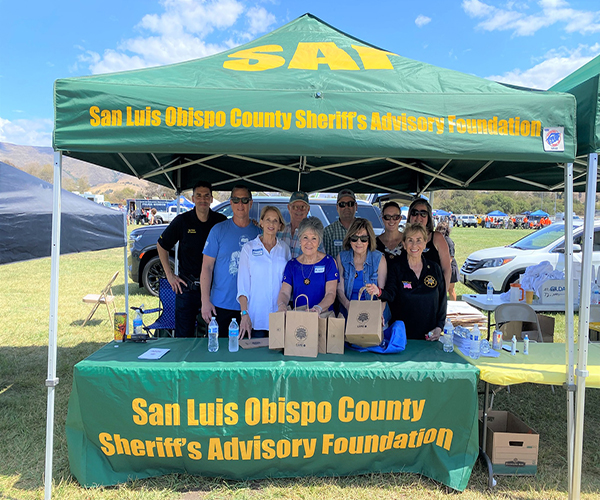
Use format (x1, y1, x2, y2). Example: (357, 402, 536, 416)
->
(500, 314, 555, 343)
(479, 411, 539, 475)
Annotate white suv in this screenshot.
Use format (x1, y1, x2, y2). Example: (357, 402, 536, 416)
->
(460, 221, 600, 293)
(457, 214, 478, 228)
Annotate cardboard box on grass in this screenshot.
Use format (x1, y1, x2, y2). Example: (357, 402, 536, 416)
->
(479, 410, 539, 476)
(284, 294, 319, 358)
(500, 314, 554, 343)
(345, 286, 383, 347)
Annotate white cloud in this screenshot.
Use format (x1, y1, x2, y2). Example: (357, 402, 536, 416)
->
(462, 0, 600, 37)
(81, 0, 277, 74)
(486, 44, 600, 89)
(415, 15, 431, 28)
(0, 117, 53, 147)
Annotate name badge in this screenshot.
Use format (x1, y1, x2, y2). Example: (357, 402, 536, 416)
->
(334, 240, 343, 247)
(314, 266, 325, 273)
(252, 248, 263, 257)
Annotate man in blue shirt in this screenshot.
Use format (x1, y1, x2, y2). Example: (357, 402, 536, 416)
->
(201, 185, 261, 336)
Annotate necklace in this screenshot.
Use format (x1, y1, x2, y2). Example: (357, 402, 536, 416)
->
(301, 261, 315, 285)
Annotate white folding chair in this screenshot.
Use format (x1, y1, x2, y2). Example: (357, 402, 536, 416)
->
(494, 302, 544, 343)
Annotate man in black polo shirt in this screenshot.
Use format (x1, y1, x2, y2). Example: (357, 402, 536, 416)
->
(157, 181, 226, 337)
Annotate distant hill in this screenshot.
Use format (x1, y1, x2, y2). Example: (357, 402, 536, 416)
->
(0, 142, 174, 200)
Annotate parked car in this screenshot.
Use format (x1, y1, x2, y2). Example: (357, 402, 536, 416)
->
(129, 196, 384, 296)
(457, 214, 478, 228)
(460, 221, 600, 294)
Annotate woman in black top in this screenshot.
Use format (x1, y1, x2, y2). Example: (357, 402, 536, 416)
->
(375, 201, 404, 266)
(367, 224, 447, 341)
(407, 199, 451, 289)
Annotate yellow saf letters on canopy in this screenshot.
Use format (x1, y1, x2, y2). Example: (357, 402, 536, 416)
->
(224, 42, 398, 72)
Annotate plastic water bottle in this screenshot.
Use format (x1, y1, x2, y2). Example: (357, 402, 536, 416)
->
(511, 335, 517, 356)
(208, 317, 219, 352)
(443, 318, 454, 353)
(592, 281, 600, 305)
(133, 305, 144, 336)
(523, 334, 529, 355)
(229, 318, 239, 352)
(492, 329, 503, 351)
(486, 282, 494, 301)
(469, 324, 481, 360)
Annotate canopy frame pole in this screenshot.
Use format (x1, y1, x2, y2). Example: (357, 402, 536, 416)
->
(564, 162, 575, 500)
(144, 154, 221, 179)
(123, 211, 129, 337)
(385, 158, 463, 187)
(44, 151, 63, 500)
(573, 152, 598, 499)
(463, 160, 493, 186)
(174, 170, 182, 276)
(418, 159, 451, 195)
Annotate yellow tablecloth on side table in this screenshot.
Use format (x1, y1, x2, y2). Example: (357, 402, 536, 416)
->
(457, 342, 600, 388)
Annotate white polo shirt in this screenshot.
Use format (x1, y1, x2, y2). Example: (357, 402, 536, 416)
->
(237, 236, 291, 331)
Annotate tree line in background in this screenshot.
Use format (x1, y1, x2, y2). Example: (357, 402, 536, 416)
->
(433, 190, 595, 216)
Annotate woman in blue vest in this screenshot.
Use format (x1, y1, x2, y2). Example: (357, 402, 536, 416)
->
(336, 218, 387, 317)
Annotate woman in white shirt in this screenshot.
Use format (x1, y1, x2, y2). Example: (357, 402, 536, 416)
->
(237, 206, 291, 338)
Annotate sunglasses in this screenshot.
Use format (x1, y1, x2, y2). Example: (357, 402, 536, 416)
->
(230, 197, 251, 205)
(410, 209, 428, 218)
(383, 214, 401, 221)
(350, 235, 369, 243)
(338, 201, 356, 208)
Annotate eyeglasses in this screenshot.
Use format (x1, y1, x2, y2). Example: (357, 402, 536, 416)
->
(338, 201, 356, 208)
(230, 197, 251, 204)
(410, 209, 428, 218)
(383, 214, 401, 221)
(350, 235, 369, 243)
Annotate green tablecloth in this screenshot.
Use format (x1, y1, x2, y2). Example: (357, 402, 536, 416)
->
(66, 339, 480, 490)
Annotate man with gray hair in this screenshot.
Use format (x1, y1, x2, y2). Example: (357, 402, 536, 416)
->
(323, 189, 357, 259)
(279, 190, 323, 259)
(201, 184, 261, 335)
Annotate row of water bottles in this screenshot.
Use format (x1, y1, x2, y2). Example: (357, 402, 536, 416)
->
(207, 317, 239, 353)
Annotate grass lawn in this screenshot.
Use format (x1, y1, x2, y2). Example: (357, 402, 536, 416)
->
(1, 225, 599, 499)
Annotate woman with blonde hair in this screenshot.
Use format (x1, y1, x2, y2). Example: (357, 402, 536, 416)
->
(237, 206, 291, 338)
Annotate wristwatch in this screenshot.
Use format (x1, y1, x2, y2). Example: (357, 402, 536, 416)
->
(241, 310, 248, 316)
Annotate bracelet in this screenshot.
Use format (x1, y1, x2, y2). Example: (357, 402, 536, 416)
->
(378, 287, 382, 297)
(314, 304, 323, 312)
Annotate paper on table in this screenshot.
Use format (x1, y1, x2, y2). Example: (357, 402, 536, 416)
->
(138, 348, 170, 360)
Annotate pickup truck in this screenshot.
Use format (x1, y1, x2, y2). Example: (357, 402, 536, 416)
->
(154, 205, 189, 224)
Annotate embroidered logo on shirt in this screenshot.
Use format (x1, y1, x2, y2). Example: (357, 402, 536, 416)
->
(252, 248, 263, 256)
(314, 266, 325, 273)
(188, 229, 196, 234)
(424, 275, 437, 288)
(403, 281, 412, 289)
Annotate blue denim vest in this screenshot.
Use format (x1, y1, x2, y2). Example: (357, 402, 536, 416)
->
(339, 249, 382, 300)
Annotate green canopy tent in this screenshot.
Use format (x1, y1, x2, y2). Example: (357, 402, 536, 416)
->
(53, 14, 575, 196)
(48, 13, 579, 499)
(550, 55, 600, 500)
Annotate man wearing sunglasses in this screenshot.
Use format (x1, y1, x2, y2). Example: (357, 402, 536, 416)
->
(157, 181, 226, 338)
(323, 188, 357, 260)
(201, 185, 261, 335)
(279, 190, 323, 259)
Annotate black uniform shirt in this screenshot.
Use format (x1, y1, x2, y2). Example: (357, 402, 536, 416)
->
(158, 209, 226, 280)
(380, 252, 447, 340)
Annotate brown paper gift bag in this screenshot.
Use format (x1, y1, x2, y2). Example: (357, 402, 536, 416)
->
(269, 311, 286, 349)
(284, 294, 319, 358)
(327, 314, 345, 354)
(345, 286, 383, 347)
(318, 310, 334, 354)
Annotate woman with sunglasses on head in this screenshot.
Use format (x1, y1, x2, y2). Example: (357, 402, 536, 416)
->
(277, 217, 339, 313)
(376, 201, 404, 265)
(237, 206, 291, 339)
(366, 223, 446, 341)
(336, 218, 387, 317)
(406, 199, 451, 289)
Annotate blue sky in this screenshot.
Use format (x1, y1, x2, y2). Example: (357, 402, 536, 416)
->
(1, 0, 599, 147)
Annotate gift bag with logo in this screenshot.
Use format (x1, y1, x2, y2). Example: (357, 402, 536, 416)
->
(345, 286, 383, 347)
(284, 294, 319, 358)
